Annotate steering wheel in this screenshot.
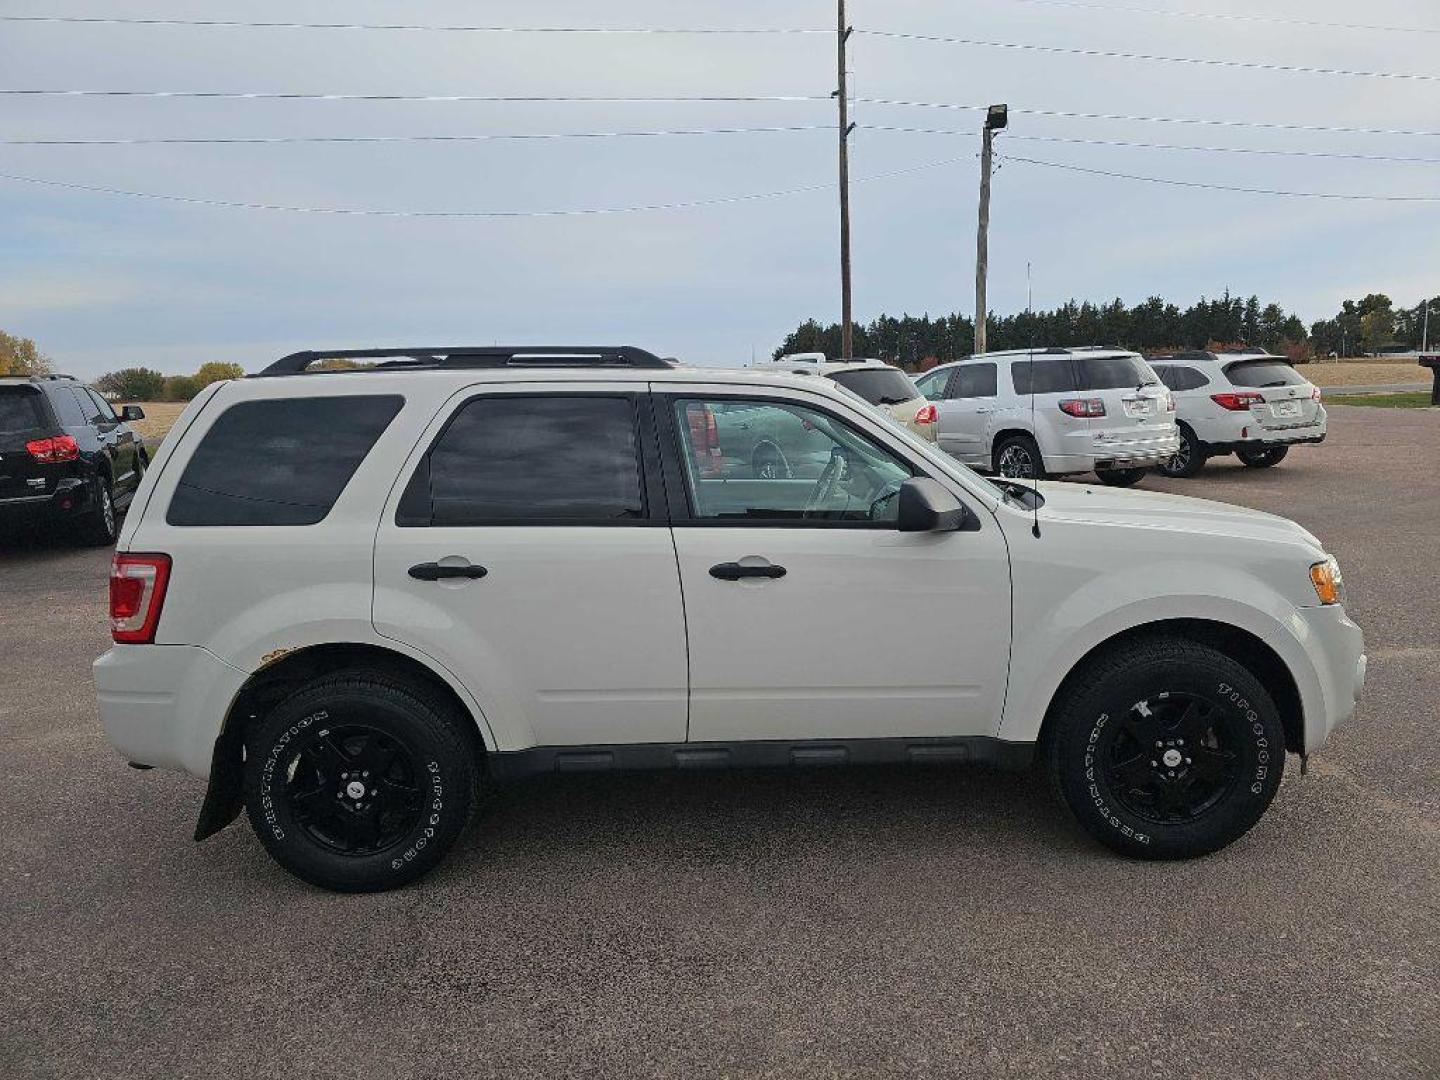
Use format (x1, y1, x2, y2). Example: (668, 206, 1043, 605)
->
(804, 452, 845, 515)
(867, 478, 904, 521)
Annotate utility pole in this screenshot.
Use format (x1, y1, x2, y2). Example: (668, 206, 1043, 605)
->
(1423, 298, 1430, 353)
(974, 104, 1007, 355)
(836, 0, 854, 359)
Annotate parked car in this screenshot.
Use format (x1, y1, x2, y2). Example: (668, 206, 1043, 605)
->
(1147, 351, 1326, 478)
(759, 356, 938, 443)
(0, 373, 147, 545)
(96, 345, 1364, 892)
(914, 347, 1178, 486)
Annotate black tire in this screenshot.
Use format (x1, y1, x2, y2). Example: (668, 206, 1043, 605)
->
(77, 475, 117, 546)
(1238, 445, 1289, 468)
(1047, 637, 1285, 860)
(243, 671, 479, 892)
(1155, 424, 1207, 478)
(993, 433, 1047, 480)
(1095, 468, 1146, 488)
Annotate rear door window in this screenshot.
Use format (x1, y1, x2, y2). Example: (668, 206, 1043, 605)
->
(1011, 358, 1078, 395)
(951, 363, 998, 399)
(399, 395, 645, 526)
(49, 386, 87, 426)
(1224, 360, 1306, 388)
(0, 388, 47, 433)
(913, 369, 953, 401)
(826, 368, 920, 405)
(167, 395, 403, 526)
(86, 388, 119, 423)
(1075, 354, 1159, 390)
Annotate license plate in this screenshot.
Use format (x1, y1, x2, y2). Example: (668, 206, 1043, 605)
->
(1123, 398, 1155, 418)
(1271, 400, 1301, 418)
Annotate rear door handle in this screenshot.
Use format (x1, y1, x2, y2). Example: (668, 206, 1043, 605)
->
(408, 562, 488, 581)
(709, 562, 786, 581)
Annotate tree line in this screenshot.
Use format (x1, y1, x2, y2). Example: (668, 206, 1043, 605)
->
(94, 363, 247, 402)
(776, 291, 1438, 366)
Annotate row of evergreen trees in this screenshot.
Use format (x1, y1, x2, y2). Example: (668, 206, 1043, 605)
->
(775, 293, 1312, 365)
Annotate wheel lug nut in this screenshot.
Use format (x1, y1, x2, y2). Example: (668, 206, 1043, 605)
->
(1150, 760, 1158, 767)
(1185, 757, 1192, 765)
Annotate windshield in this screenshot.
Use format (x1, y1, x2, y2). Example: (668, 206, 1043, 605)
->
(1076, 354, 1160, 390)
(1224, 359, 1306, 388)
(827, 367, 921, 406)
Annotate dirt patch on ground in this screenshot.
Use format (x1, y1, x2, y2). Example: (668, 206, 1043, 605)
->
(1301, 362, 1429, 387)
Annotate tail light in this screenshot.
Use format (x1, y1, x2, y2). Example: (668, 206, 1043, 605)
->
(1165, 396, 1176, 412)
(1310, 387, 1322, 401)
(913, 403, 937, 425)
(25, 434, 79, 462)
(1058, 398, 1106, 418)
(684, 404, 723, 477)
(1211, 392, 1264, 411)
(110, 553, 171, 644)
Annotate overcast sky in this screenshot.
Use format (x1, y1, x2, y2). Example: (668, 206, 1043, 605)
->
(1, 0, 1437, 377)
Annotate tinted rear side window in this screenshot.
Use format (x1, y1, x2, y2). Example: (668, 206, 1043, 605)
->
(1224, 360, 1305, 388)
(167, 395, 403, 526)
(0, 389, 47, 433)
(952, 363, 998, 399)
(400, 395, 644, 526)
(49, 386, 87, 426)
(1010, 358, 1077, 395)
(1076, 354, 1159, 390)
(827, 368, 920, 405)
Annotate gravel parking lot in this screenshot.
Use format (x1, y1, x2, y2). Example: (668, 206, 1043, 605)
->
(2, 405, 1436, 1080)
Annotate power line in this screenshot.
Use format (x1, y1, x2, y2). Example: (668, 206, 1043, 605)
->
(866, 127, 1440, 166)
(857, 100, 1440, 139)
(0, 155, 966, 218)
(0, 124, 831, 146)
(999, 153, 1440, 202)
(992, 0, 1440, 37)
(0, 89, 828, 104)
(859, 29, 1440, 84)
(0, 15, 827, 34)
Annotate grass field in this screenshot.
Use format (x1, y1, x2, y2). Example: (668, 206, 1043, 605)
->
(1326, 392, 1435, 409)
(125, 401, 186, 442)
(1301, 361, 1430, 387)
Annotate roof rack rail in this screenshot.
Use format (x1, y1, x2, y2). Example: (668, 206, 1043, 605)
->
(256, 345, 674, 377)
(27, 373, 76, 382)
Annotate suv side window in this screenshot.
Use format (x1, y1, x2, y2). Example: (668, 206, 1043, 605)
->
(86, 388, 118, 424)
(399, 395, 645, 527)
(951, 363, 998, 399)
(914, 369, 953, 401)
(1010, 357, 1078, 395)
(670, 397, 912, 525)
(49, 386, 87, 426)
(1176, 367, 1210, 391)
(167, 395, 403, 526)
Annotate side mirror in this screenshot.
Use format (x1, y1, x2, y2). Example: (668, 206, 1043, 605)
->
(121, 405, 145, 422)
(897, 477, 966, 532)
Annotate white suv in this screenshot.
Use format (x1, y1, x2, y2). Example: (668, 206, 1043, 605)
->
(95, 345, 1364, 892)
(756, 356, 938, 443)
(914, 347, 1179, 487)
(1148, 351, 1327, 478)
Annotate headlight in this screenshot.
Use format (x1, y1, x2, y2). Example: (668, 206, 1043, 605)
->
(1310, 556, 1344, 606)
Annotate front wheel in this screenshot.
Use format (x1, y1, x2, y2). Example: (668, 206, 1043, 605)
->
(243, 672, 479, 892)
(1095, 468, 1146, 488)
(1047, 637, 1285, 860)
(1238, 445, 1289, 468)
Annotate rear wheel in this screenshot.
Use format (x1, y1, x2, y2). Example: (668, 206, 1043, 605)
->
(1238, 445, 1289, 468)
(243, 672, 479, 892)
(1155, 424, 1206, 478)
(1095, 468, 1146, 488)
(994, 434, 1046, 480)
(1047, 637, 1285, 860)
(77, 475, 117, 546)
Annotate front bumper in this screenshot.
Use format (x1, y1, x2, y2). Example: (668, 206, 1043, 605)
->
(94, 644, 248, 778)
(1289, 604, 1366, 754)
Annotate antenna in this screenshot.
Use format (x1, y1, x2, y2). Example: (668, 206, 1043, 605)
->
(1027, 260, 1041, 539)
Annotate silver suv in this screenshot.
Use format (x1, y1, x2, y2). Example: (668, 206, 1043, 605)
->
(915, 347, 1179, 486)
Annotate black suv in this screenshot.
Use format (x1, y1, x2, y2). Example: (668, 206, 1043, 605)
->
(0, 374, 147, 545)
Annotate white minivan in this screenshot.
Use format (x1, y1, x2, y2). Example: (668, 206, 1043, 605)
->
(96, 345, 1363, 892)
(914, 347, 1178, 486)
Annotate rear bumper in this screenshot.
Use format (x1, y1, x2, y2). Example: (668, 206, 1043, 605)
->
(1208, 430, 1326, 454)
(1047, 431, 1181, 475)
(94, 644, 248, 778)
(0, 477, 90, 526)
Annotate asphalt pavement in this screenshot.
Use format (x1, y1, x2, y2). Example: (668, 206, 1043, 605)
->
(1, 404, 1436, 1080)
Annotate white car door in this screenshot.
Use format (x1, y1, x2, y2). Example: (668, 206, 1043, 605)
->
(372, 384, 688, 750)
(935, 361, 1000, 465)
(658, 385, 1012, 743)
